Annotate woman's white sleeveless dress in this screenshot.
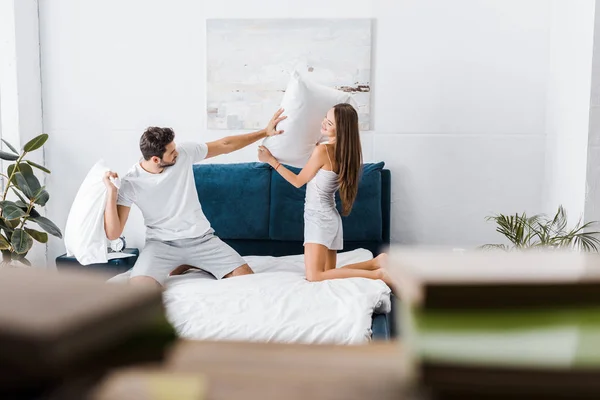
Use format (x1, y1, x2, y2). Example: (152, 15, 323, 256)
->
(303, 147, 343, 250)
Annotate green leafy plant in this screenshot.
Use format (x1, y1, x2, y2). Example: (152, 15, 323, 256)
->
(481, 205, 600, 252)
(0, 134, 62, 266)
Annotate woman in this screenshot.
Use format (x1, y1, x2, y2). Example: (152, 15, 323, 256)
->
(258, 103, 391, 285)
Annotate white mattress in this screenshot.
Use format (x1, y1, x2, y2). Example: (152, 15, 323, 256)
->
(111, 248, 391, 344)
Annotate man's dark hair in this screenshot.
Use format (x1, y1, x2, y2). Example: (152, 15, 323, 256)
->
(140, 127, 175, 160)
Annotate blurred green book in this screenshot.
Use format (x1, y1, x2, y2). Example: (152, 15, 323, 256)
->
(403, 305, 600, 369)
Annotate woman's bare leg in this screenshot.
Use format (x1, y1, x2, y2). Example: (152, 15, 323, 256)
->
(339, 253, 388, 271)
(305, 243, 383, 282)
(324, 249, 337, 271)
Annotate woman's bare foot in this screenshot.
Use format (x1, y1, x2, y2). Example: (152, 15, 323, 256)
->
(374, 253, 388, 269)
(375, 258, 397, 294)
(376, 268, 394, 287)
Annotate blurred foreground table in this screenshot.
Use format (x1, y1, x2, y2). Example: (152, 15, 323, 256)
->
(92, 340, 407, 400)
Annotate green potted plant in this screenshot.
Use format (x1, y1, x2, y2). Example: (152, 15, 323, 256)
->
(0, 134, 62, 266)
(482, 205, 600, 252)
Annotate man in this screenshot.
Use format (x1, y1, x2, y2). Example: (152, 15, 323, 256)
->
(103, 109, 286, 287)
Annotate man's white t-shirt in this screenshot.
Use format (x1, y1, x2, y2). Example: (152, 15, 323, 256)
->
(117, 142, 211, 241)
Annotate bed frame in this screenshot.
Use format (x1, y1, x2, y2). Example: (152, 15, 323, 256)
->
(193, 162, 395, 340)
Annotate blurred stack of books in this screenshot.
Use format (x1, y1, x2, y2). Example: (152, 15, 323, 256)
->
(0, 267, 177, 399)
(389, 249, 600, 399)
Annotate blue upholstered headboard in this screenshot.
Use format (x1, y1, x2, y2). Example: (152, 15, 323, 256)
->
(193, 162, 390, 257)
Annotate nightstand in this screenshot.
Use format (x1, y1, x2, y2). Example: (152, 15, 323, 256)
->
(55, 248, 139, 277)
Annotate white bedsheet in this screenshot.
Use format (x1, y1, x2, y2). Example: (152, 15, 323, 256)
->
(111, 248, 391, 344)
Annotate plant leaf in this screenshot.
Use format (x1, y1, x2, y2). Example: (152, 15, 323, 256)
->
(13, 172, 34, 199)
(554, 206, 568, 235)
(17, 162, 32, 175)
(0, 151, 19, 161)
(485, 206, 600, 253)
(479, 244, 509, 251)
(0, 235, 10, 250)
(18, 164, 41, 193)
(2, 139, 18, 155)
(7, 163, 17, 185)
(30, 216, 62, 238)
(15, 200, 28, 209)
(492, 213, 523, 247)
(28, 207, 40, 218)
(23, 134, 48, 152)
(0, 200, 27, 220)
(529, 218, 547, 246)
(10, 187, 28, 204)
(15, 256, 31, 267)
(568, 221, 596, 236)
(33, 187, 49, 207)
(25, 228, 48, 244)
(26, 160, 51, 174)
(572, 232, 600, 252)
(11, 229, 33, 254)
(0, 220, 14, 237)
(524, 214, 543, 246)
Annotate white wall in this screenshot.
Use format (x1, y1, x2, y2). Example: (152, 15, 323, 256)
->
(544, 0, 595, 222)
(0, 0, 46, 266)
(585, 2, 600, 226)
(39, 0, 553, 263)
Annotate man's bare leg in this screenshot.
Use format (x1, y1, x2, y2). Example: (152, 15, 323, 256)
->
(169, 264, 200, 276)
(223, 264, 254, 278)
(169, 264, 253, 279)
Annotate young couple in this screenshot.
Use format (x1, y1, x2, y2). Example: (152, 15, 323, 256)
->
(104, 105, 391, 287)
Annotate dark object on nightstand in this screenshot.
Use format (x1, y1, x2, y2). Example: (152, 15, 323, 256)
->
(55, 248, 139, 276)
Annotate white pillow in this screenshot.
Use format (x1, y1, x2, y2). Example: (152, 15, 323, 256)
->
(262, 71, 353, 168)
(64, 160, 111, 265)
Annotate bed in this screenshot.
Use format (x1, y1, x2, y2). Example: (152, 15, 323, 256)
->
(191, 161, 394, 340)
(113, 161, 395, 343)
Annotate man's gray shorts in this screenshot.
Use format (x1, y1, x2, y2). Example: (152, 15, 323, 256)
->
(130, 229, 247, 285)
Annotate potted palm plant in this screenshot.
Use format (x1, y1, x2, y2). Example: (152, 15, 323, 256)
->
(482, 205, 600, 252)
(0, 134, 62, 266)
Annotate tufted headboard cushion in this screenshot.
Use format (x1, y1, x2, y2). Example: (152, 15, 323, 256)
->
(193, 162, 390, 257)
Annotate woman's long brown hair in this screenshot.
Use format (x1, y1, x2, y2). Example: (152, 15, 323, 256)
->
(333, 103, 362, 216)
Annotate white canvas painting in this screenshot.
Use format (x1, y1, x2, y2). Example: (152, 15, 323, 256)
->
(207, 19, 372, 130)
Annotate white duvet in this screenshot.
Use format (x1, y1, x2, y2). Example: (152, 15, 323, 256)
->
(112, 249, 391, 344)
